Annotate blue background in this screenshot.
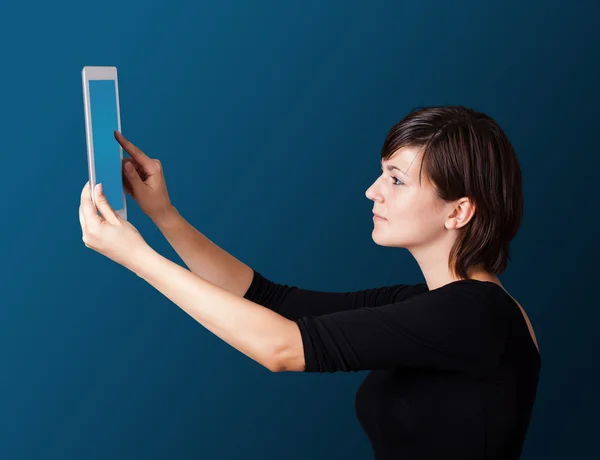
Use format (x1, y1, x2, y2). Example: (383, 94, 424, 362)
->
(0, 0, 597, 458)
(88, 79, 124, 212)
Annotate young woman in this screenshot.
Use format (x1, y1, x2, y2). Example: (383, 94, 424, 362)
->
(79, 105, 541, 460)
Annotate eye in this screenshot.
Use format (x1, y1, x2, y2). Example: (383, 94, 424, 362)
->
(391, 176, 404, 186)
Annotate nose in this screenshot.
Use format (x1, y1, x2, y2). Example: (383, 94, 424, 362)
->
(365, 179, 383, 202)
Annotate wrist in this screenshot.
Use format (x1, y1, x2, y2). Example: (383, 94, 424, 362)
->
(151, 206, 179, 229)
(130, 244, 162, 278)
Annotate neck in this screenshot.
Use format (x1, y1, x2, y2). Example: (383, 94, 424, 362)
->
(408, 236, 501, 291)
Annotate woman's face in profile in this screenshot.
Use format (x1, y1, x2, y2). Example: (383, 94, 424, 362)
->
(365, 146, 449, 249)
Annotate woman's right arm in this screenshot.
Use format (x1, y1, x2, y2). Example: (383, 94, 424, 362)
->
(153, 208, 255, 297)
(115, 131, 426, 315)
(115, 130, 254, 297)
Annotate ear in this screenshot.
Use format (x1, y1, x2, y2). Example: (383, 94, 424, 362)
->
(445, 197, 476, 230)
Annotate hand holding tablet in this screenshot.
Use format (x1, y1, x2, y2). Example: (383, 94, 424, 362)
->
(82, 65, 174, 225)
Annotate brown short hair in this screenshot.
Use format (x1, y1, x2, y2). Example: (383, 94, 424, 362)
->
(381, 106, 523, 279)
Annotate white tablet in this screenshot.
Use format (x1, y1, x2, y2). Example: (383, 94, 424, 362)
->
(82, 66, 127, 220)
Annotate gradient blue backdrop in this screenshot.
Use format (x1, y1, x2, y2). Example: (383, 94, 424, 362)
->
(0, 0, 597, 459)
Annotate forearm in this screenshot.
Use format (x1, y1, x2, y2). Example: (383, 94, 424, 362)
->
(152, 207, 254, 297)
(132, 247, 304, 372)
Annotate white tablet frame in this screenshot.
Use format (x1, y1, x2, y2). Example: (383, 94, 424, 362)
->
(82, 65, 127, 220)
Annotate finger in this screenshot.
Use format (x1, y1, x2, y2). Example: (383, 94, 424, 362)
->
(122, 159, 134, 195)
(80, 181, 102, 228)
(79, 206, 89, 247)
(114, 131, 153, 167)
(123, 160, 144, 190)
(122, 158, 145, 184)
(94, 183, 120, 225)
(122, 174, 133, 196)
(128, 158, 148, 181)
(79, 205, 86, 229)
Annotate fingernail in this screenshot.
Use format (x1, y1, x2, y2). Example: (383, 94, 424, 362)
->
(96, 183, 103, 195)
(125, 162, 133, 172)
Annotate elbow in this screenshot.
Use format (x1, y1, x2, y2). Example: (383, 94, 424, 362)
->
(266, 359, 287, 373)
(263, 349, 286, 372)
(266, 338, 306, 373)
(266, 355, 305, 373)
(264, 320, 306, 372)
(265, 348, 293, 373)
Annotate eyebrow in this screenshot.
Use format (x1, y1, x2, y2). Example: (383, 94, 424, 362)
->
(381, 163, 409, 177)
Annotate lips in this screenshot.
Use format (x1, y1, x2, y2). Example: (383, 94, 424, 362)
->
(373, 212, 386, 219)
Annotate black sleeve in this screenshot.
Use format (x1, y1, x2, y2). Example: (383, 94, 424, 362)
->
(243, 269, 427, 320)
(294, 284, 509, 374)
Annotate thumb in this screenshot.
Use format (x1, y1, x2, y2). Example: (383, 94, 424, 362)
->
(94, 184, 119, 225)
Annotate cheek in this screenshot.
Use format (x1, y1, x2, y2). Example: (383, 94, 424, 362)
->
(387, 196, 443, 235)
(388, 190, 422, 219)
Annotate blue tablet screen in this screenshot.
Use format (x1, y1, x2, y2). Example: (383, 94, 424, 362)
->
(89, 79, 123, 211)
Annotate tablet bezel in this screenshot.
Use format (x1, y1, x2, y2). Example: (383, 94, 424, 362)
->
(82, 66, 127, 221)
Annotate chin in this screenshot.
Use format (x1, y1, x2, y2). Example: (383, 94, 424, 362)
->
(372, 230, 409, 249)
(371, 232, 395, 247)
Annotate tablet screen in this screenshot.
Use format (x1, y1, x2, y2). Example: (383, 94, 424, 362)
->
(89, 79, 123, 211)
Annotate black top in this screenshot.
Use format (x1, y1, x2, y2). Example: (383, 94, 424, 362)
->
(243, 269, 541, 460)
